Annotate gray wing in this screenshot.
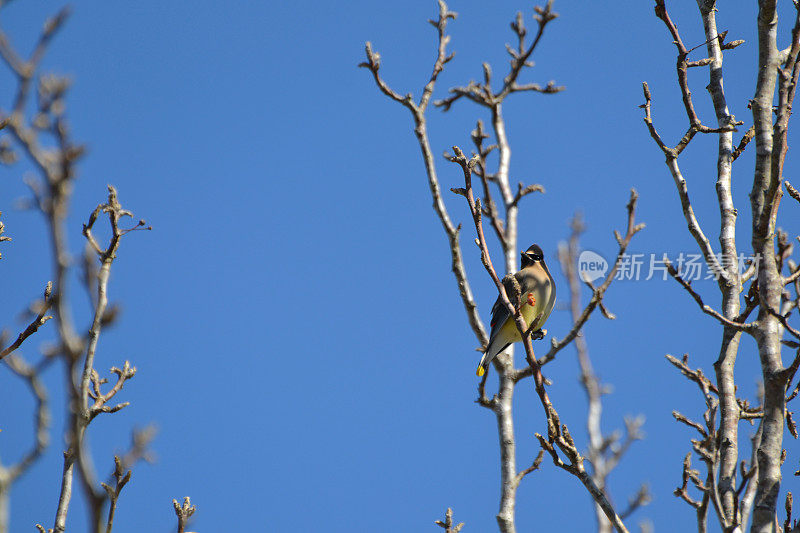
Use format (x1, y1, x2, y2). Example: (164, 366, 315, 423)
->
(488, 275, 522, 341)
(488, 294, 510, 341)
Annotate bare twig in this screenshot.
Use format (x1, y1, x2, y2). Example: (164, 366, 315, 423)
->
(786, 181, 800, 205)
(663, 257, 754, 331)
(100, 456, 131, 533)
(666, 354, 719, 396)
(642, 83, 728, 286)
(434, 1, 563, 111)
(557, 216, 648, 532)
(53, 187, 146, 533)
(435, 508, 464, 533)
(0, 211, 10, 258)
(652, 0, 741, 138)
(517, 450, 545, 482)
(0, 281, 53, 360)
(173, 497, 196, 533)
(115, 426, 157, 475)
(510, 182, 544, 208)
(732, 126, 756, 161)
(360, 4, 488, 347)
(619, 485, 652, 521)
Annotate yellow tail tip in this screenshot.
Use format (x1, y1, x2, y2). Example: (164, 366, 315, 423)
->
(476, 365, 485, 377)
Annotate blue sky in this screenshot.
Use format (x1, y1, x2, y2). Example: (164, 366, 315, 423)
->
(1, 1, 799, 531)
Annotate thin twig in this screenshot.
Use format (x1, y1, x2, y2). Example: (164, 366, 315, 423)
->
(173, 497, 196, 533)
(53, 187, 146, 533)
(663, 257, 754, 331)
(0, 281, 53, 360)
(435, 507, 465, 533)
(101, 456, 131, 533)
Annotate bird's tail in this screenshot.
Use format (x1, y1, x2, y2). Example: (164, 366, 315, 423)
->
(476, 351, 490, 377)
(476, 338, 507, 376)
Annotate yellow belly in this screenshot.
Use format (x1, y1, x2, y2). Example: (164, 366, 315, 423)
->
(499, 291, 549, 342)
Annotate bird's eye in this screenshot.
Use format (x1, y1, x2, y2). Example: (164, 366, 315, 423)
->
(533, 254, 542, 261)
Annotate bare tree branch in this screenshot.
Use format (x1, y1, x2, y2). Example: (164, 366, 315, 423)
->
(435, 508, 464, 533)
(100, 457, 131, 533)
(732, 126, 755, 161)
(558, 217, 649, 532)
(0, 281, 52, 360)
(786, 181, 800, 206)
(640, 3, 800, 529)
(360, 5, 488, 347)
(748, 1, 800, 528)
(173, 497, 196, 533)
(693, 6, 749, 523)
(434, 2, 562, 111)
(53, 187, 147, 533)
(662, 257, 754, 331)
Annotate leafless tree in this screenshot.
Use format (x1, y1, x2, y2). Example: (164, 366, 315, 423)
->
(558, 217, 651, 533)
(362, 2, 649, 531)
(0, 4, 192, 532)
(641, 0, 800, 532)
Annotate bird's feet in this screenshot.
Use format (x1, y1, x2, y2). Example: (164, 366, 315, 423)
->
(531, 328, 547, 341)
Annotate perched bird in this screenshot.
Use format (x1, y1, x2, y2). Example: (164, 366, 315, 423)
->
(476, 244, 556, 376)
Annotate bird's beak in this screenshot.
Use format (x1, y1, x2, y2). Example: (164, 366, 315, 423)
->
(522, 252, 533, 261)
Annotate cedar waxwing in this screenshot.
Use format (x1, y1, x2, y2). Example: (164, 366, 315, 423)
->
(476, 244, 556, 376)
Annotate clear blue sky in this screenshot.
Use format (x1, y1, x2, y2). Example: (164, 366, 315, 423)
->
(1, 1, 799, 531)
